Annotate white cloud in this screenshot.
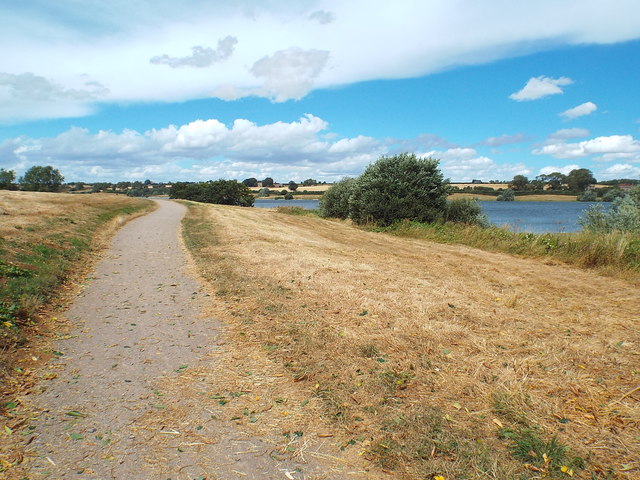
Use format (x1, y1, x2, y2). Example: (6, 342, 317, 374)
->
(1, 114, 384, 182)
(560, 101, 597, 119)
(509, 76, 573, 101)
(3, 1, 640, 122)
(547, 128, 590, 141)
(539, 165, 581, 175)
(534, 134, 640, 159)
(422, 147, 530, 182)
(600, 163, 640, 178)
(150, 36, 238, 68)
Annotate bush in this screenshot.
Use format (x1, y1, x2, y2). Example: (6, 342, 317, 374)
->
(577, 190, 597, 202)
(602, 188, 626, 202)
(257, 187, 270, 197)
(284, 192, 294, 200)
(445, 197, 488, 226)
(580, 186, 640, 233)
(496, 189, 515, 201)
(348, 153, 450, 225)
(318, 177, 357, 219)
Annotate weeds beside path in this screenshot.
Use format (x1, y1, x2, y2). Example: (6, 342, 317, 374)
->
(181, 202, 640, 479)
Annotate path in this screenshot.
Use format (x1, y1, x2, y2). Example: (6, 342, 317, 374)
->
(22, 200, 340, 479)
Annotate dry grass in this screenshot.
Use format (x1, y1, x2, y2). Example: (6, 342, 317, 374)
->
(180, 202, 639, 479)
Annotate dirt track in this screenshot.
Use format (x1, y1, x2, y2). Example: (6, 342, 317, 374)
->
(17, 200, 341, 479)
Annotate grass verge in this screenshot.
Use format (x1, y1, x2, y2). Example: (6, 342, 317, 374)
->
(0, 191, 154, 352)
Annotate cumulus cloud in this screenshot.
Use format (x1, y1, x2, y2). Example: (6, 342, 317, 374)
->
(249, 48, 330, 102)
(150, 36, 238, 68)
(534, 134, 640, 159)
(2, 114, 384, 181)
(422, 147, 530, 182)
(539, 165, 581, 175)
(600, 163, 640, 178)
(509, 76, 573, 101)
(308, 10, 335, 25)
(560, 101, 597, 119)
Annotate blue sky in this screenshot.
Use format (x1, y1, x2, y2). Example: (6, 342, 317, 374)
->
(1, 1, 640, 183)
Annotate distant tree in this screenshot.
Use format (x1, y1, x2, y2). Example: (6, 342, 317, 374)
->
(496, 188, 515, 201)
(301, 178, 318, 186)
(284, 192, 294, 200)
(257, 187, 270, 197)
(536, 172, 567, 190)
(242, 177, 258, 187)
(288, 181, 298, 191)
(143, 179, 152, 185)
(510, 175, 529, 191)
(19, 165, 64, 192)
(0, 168, 16, 190)
(567, 168, 596, 192)
(262, 177, 274, 187)
(169, 180, 254, 207)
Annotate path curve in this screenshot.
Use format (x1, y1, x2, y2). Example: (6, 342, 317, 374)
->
(24, 200, 338, 479)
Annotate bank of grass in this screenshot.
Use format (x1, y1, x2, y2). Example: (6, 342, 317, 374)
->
(180, 203, 638, 479)
(275, 206, 640, 280)
(375, 220, 640, 280)
(0, 191, 154, 350)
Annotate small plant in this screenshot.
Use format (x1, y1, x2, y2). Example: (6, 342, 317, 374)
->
(359, 343, 379, 358)
(500, 427, 585, 475)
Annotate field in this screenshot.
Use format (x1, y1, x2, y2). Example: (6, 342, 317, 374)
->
(178, 202, 639, 479)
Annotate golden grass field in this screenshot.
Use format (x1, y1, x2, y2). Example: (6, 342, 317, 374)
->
(176, 203, 639, 479)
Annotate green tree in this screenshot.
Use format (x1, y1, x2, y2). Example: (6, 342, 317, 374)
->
(301, 178, 317, 186)
(567, 168, 596, 192)
(536, 172, 566, 190)
(348, 153, 450, 225)
(242, 177, 258, 187)
(510, 175, 529, 191)
(0, 168, 16, 190)
(19, 165, 64, 192)
(288, 181, 298, 191)
(262, 177, 274, 187)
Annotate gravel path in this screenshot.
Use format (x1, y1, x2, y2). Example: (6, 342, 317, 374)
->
(24, 200, 337, 479)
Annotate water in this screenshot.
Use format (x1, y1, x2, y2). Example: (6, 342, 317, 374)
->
(253, 198, 603, 234)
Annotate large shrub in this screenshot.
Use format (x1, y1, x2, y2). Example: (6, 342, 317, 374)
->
(348, 153, 450, 225)
(318, 177, 357, 219)
(579, 186, 640, 233)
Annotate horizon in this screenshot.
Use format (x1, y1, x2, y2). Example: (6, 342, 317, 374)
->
(1, 2, 640, 183)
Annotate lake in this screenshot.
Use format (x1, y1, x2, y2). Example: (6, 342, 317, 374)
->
(253, 198, 603, 233)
